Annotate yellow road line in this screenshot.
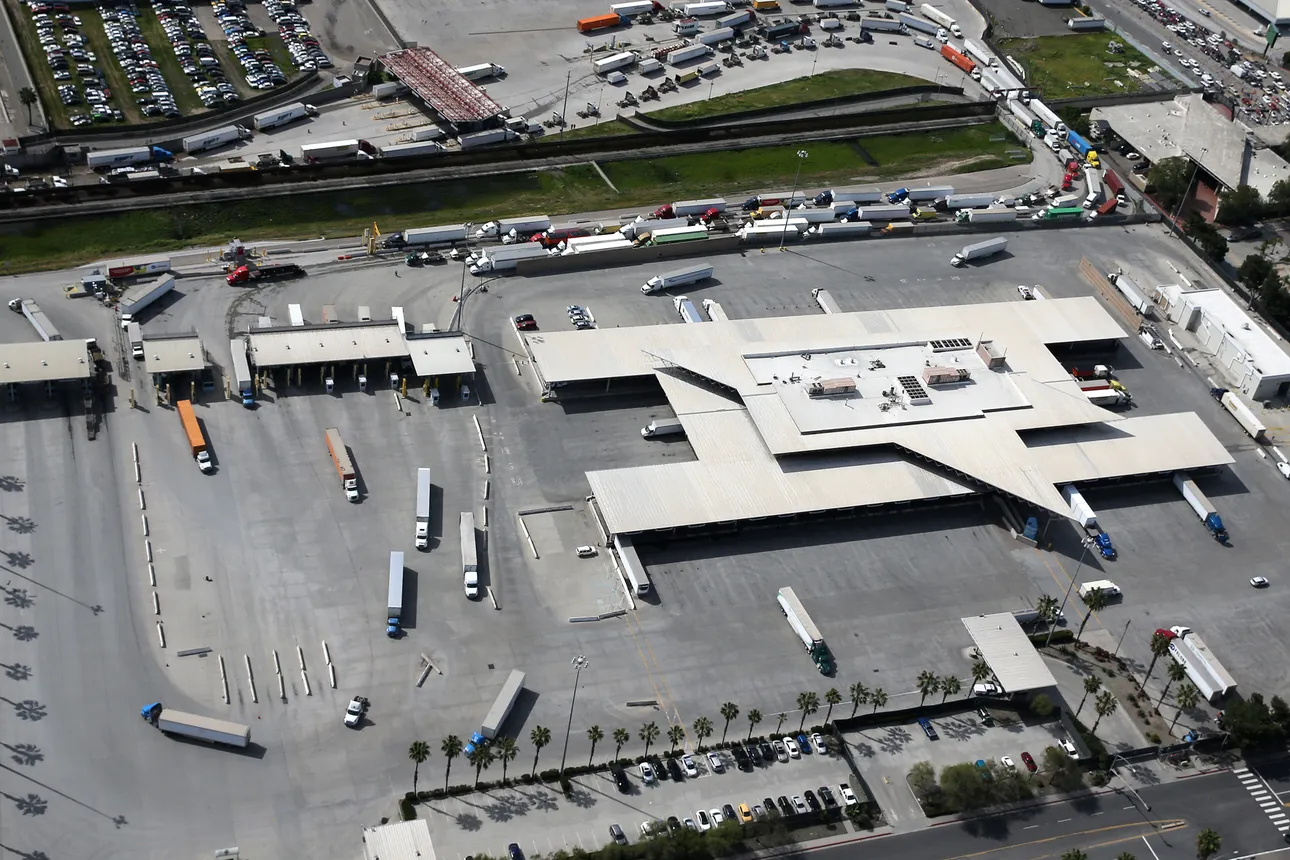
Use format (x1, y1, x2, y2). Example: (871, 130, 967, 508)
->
(944, 819, 1187, 860)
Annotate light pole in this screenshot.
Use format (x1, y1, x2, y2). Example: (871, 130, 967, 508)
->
(779, 149, 808, 250)
(1113, 618, 1131, 659)
(1111, 753, 1151, 811)
(559, 654, 589, 776)
(1045, 536, 1094, 647)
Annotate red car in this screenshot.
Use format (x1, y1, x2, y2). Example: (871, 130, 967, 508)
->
(1020, 751, 1037, 772)
(513, 314, 537, 331)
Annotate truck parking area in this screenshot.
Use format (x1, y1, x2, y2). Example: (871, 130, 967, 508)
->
(6, 223, 1290, 859)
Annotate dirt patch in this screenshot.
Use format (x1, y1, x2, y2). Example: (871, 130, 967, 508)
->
(976, 0, 1079, 39)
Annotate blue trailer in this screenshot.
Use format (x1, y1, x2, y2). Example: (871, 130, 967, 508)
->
(1065, 130, 1094, 158)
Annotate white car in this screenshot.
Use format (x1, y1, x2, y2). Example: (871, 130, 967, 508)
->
(1277, 461, 1290, 479)
(707, 751, 725, 772)
(1001, 755, 1016, 770)
(1060, 739, 1079, 759)
(695, 809, 712, 832)
(682, 754, 699, 777)
(811, 732, 826, 754)
(1251, 576, 1270, 588)
(838, 784, 859, 806)
(576, 545, 598, 558)
(708, 808, 724, 826)
(1017, 285, 1035, 300)
(344, 695, 369, 728)
(639, 762, 656, 784)
(784, 737, 801, 758)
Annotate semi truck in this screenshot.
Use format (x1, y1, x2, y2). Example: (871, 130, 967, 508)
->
(717, 8, 754, 27)
(455, 62, 506, 80)
(141, 703, 250, 747)
(939, 192, 996, 210)
(1168, 626, 1237, 703)
(325, 428, 360, 501)
(675, 296, 704, 322)
(1083, 166, 1103, 208)
(1027, 98, 1066, 133)
(843, 204, 910, 222)
(181, 125, 250, 154)
(459, 129, 519, 149)
(777, 586, 835, 674)
(18, 299, 61, 342)
(106, 257, 170, 280)
(740, 191, 808, 210)
(1172, 472, 1229, 543)
(475, 216, 551, 241)
(667, 44, 714, 65)
(594, 51, 638, 74)
(648, 226, 709, 245)
(460, 511, 479, 598)
(230, 338, 253, 407)
(387, 225, 471, 248)
(940, 44, 976, 74)
(1212, 388, 1267, 441)
(1061, 484, 1097, 528)
(641, 417, 684, 438)
(1087, 388, 1131, 407)
(1066, 129, 1095, 158)
(813, 186, 885, 206)
(955, 208, 1016, 223)
(177, 400, 213, 472)
(951, 236, 1007, 266)
(577, 13, 622, 33)
(128, 322, 144, 359)
(813, 221, 873, 238)
(641, 263, 714, 293)
(1032, 206, 1084, 221)
(654, 198, 727, 219)
(387, 551, 404, 637)
(898, 11, 938, 32)
(1008, 99, 1043, 135)
(963, 38, 996, 67)
(253, 102, 317, 131)
(415, 467, 431, 549)
(225, 263, 305, 285)
(921, 3, 961, 36)
(378, 141, 445, 159)
(468, 243, 549, 275)
(118, 274, 176, 324)
(468, 669, 526, 753)
(612, 0, 662, 15)
(861, 16, 907, 31)
(812, 288, 842, 314)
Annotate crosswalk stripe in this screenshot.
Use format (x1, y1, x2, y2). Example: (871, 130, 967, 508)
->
(1268, 813, 1287, 821)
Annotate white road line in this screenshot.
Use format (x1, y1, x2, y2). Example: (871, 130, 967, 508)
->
(1125, 805, 1137, 810)
(1269, 813, 1287, 821)
(1093, 811, 1104, 816)
(1059, 818, 1072, 823)
(1236, 767, 1251, 773)
(1024, 825, 1039, 830)
(1142, 835, 1163, 860)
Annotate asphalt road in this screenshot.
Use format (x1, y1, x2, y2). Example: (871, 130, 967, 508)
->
(0, 0, 44, 140)
(816, 771, 1286, 860)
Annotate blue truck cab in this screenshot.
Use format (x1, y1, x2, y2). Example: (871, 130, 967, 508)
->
(886, 188, 910, 203)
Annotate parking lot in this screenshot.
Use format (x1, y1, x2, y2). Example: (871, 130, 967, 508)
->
(5, 221, 1290, 860)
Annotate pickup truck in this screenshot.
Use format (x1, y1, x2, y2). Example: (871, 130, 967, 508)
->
(344, 695, 370, 728)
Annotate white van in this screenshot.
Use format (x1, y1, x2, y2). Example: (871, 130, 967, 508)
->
(1078, 580, 1120, 599)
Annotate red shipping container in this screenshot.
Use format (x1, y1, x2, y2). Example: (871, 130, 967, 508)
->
(1104, 169, 1124, 196)
(939, 44, 975, 75)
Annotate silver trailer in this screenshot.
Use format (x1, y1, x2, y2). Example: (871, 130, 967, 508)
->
(481, 669, 525, 739)
(20, 300, 61, 342)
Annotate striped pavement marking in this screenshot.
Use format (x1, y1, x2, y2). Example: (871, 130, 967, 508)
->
(1234, 767, 1290, 833)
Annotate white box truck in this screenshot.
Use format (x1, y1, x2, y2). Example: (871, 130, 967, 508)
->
(642, 417, 685, 438)
(641, 263, 714, 293)
(415, 468, 431, 549)
(461, 511, 479, 598)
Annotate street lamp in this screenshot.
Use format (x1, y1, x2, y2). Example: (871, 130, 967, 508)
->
(779, 149, 809, 250)
(1111, 753, 1151, 811)
(559, 654, 589, 776)
(1045, 536, 1094, 647)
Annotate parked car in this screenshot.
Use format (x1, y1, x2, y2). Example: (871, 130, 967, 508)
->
(707, 751, 725, 772)
(804, 790, 821, 811)
(818, 786, 838, 808)
(918, 718, 939, 740)
(613, 767, 630, 793)
(777, 795, 793, 816)
(682, 754, 699, 777)
(695, 809, 712, 832)
(792, 795, 808, 813)
(783, 737, 801, 758)
(811, 732, 826, 754)
(1021, 751, 1037, 772)
(639, 762, 655, 784)
(773, 739, 789, 762)
(609, 824, 627, 845)
(667, 757, 684, 781)
(838, 784, 859, 806)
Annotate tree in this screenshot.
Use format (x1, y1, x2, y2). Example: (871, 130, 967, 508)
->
(909, 761, 937, 796)
(693, 716, 714, 749)
(1270, 177, 1290, 215)
(1044, 745, 1085, 791)
(824, 688, 842, 723)
(1185, 211, 1229, 261)
(1217, 183, 1263, 226)
(1196, 828, 1222, 860)
(971, 660, 992, 684)
(1078, 675, 1102, 716)
(1171, 682, 1200, 731)
(941, 676, 962, 703)
(587, 725, 604, 766)
(775, 712, 788, 733)
(612, 727, 629, 760)
(495, 737, 518, 781)
(1076, 587, 1109, 640)
(746, 708, 762, 740)
(1148, 155, 1193, 211)
(1037, 594, 1060, 625)
(441, 735, 463, 790)
(940, 762, 992, 809)
(468, 744, 494, 787)
(1091, 690, 1118, 733)
(871, 689, 888, 713)
(1140, 631, 1174, 694)
(639, 721, 660, 755)
(916, 671, 941, 706)
(668, 724, 685, 752)
(408, 740, 430, 795)
(719, 702, 739, 742)
(18, 87, 37, 126)
(1030, 693, 1055, 718)
(529, 725, 551, 776)
(1116, 854, 1137, 860)
(849, 683, 869, 717)
(1239, 253, 1275, 295)
(1062, 851, 1089, 860)
(1160, 660, 1187, 706)
(797, 691, 820, 731)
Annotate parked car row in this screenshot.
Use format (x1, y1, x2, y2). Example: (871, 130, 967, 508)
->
(263, 0, 333, 71)
(214, 0, 287, 90)
(617, 733, 833, 796)
(100, 4, 182, 119)
(27, 0, 124, 125)
(152, 0, 241, 109)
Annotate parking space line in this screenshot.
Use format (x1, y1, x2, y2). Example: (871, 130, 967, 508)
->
(1141, 835, 1163, 860)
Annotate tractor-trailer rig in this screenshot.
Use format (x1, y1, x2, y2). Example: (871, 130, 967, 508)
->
(956, 208, 1017, 223)
(19, 300, 61, 342)
(623, 217, 690, 240)
(1107, 272, 1151, 315)
(1083, 166, 1103, 208)
(594, 51, 638, 74)
(698, 26, 736, 44)
(812, 221, 873, 238)
(468, 243, 549, 274)
(668, 44, 714, 65)
(1172, 472, 1228, 543)
(577, 13, 622, 33)
(675, 297, 704, 323)
(399, 225, 470, 246)
(1009, 98, 1040, 130)
(128, 322, 144, 359)
(455, 62, 506, 80)
(225, 263, 304, 285)
(325, 428, 360, 501)
(642, 263, 714, 293)
(939, 193, 996, 210)
(654, 197, 728, 218)
(1168, 626, 1237, 703)
(1027, 98, 1065, 133)
(845, 204, 910, 221)
(898, 11, 938, 32)
(905, 185, 955, 203)
(460, 510, 479, 597)
(1061, 484, 1097, 528)
(252, 102, 315, 131)
(684, 0, 732, 14)
(459, 129, 519, 149)
(963, 38, 996, 67)
(739, 222, 805, 243)
(649, 226, 709, 245)
(777, 586, 834, 674)
(861, 16, 906, 31)
(717, 9, 754, 27)
(814, 186, 884, 206)
(613, 0, 661, 14)
(87, 146, 162, 170)
(812, 288, 842, 314)
(480, 669, 525, 740)
(141, 703, 249, 747)
(119, 274, 176, 321)
(476, 216, 551, 240)
(379, 141, 444, 159)
(415, 467, 431, 549)
(920, 3, 960, 35)
(1213, 388, 1267, 441)
(951, 236, 1007, 266)
(182, 125, 249, 154)
(387, 551, 404, 637)
(300, 139, 369, 161)
(230, 338, 253, 407)
(814, 0, 858, 7)
(1087, 388, 1131, 407)
(1066, 129, 1095, 158)
(177, 400, 213, 472)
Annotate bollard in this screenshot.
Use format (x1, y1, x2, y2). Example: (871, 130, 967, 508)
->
(145, 539, 152, 562)
(484, 479, 490, 500)
(152, 591, 160, 615)
(328, 663, 336, 689)
(222, 675, 230, 705)
(157, 622, 166, 648)
(514, 357, 522, 376)
(301, 670, 311, 696)
(219, 655, 227, 682)
(473, 415, 486, 451)
(148, 564, 156, 587)
(487, 586, 500, 610)
(322, 640, 332, 665)
(481, 507, 488, 528)
(141, 514, 148, 536)
(132, 442, 139, 465)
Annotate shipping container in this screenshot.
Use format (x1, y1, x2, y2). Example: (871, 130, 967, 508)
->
(577, 13, 622, 32)
(379, 141, 444, 159)
(940, 44, 975, 74)
(594, 51, 638, 74)
(455, 62, 506, 81)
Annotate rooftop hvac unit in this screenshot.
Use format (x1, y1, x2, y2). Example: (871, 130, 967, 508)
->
(808, 377, 857, 397)
(924, 366, 971, 385)
(976, 339, 1006, 368)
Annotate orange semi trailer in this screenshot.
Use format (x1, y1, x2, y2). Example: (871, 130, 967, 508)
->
(176, 400, 213, 473)
(577, 12, 621, 32)
(940, 44, 976, 75)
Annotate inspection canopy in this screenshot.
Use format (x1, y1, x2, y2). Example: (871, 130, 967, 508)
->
(248, 321, 409, 368)
(961, 613, 1057, 693)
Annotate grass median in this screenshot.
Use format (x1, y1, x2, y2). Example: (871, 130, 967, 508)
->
(0, 123, 1028, 273)
(995, 33, 1170, 98)
(643, 69, 927, 123)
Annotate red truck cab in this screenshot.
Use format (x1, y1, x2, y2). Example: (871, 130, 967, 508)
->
(226, 265, 251, 285)
(654, 204, 675, 219)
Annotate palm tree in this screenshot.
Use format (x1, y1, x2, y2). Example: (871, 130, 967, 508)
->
(824, 688, 842, 723)
(1196, 828, 1221, 860)
(1091, 690, 1118, 733)
(441, 735, 463, 791)
(529, 725, 551, 776)
(408, 740, 430, 795)
(797, 691, 820, 731)
(1159, 661, 1187, 706)
(849, 683, 869, 717)
(746, 708, 763, 740)
(970, 660, 992, 684)
(1077, 675, 1101, 716)
(693, 716, 714, 750)
(18, 87, 38, 126)
(1076, 588, 1109, 640)
(870, 689, 888, 713)
(1172, 683, 1200, 730)
(940, 677, 961, 703)
(1142, 631, 1173, 693)
(640, 721, 660, 755)
(495, 737, 518, 781)
(468, 744, 494, 788)
(1061, 851, 1088, 860)
(775, 712, 788, 733)
(612, 727, 630, 761)
(719, 702, 740, 742)
(587, 725, 604, 766)
(916, 671, 940, 706)
(1037, 594, 1060, 624)
(668, 724, 685, 752)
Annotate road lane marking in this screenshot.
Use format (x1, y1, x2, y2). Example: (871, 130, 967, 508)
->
(1093, 812, 1104, 816)
(1059, 818, 1072, 823)
(1142, 835, 1163, 860)
(940, 820, 1187, 860)
(1024, 825, 1039, 830)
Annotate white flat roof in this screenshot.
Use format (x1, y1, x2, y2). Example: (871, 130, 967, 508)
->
(406, 333, 476, 378)
(1161, 286, 1290, 382)
(248, 322, 409, 367)
(362, 820, 435, 860)
(0, 341, 93, 384)
(961, 613, 1057, 693)
(141, 332, 206, 374)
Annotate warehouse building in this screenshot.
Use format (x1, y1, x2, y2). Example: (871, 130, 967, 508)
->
(524, 296, 1234, 538)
